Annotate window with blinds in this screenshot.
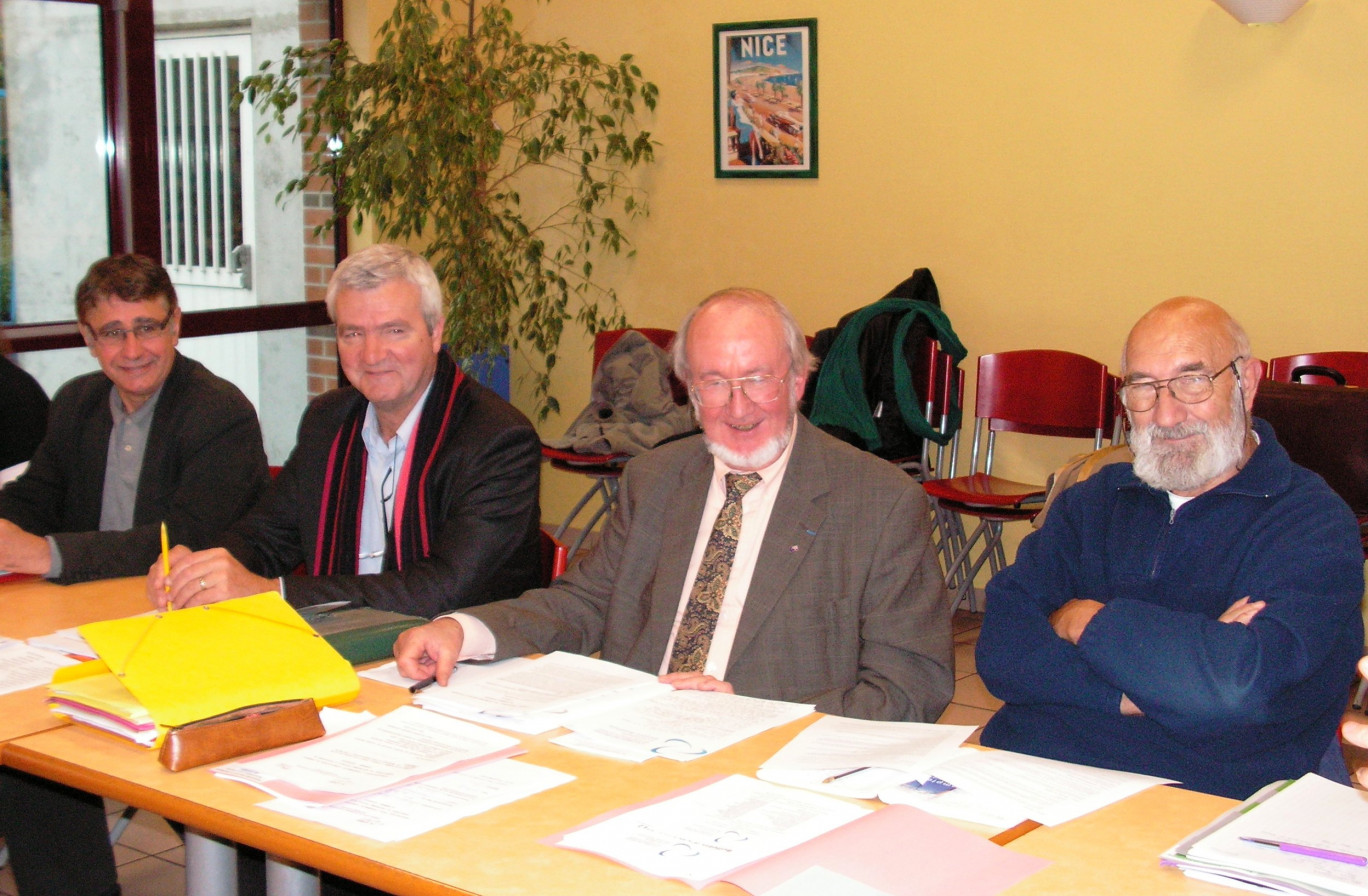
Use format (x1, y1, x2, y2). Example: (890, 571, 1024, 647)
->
(155, 42, 245, 286)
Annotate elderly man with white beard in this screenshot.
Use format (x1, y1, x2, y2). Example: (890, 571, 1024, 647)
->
(975, 297, 1363, 800)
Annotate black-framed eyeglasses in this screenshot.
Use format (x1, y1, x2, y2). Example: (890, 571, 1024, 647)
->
(88, 314, 175, 348)
(379, 466, 396, 528)
(1118, 357, 1242, 413)
(358, 466, 397, 561)
(690, 375, 787, 408)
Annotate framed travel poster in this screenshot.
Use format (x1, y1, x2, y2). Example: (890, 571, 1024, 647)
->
(713, 19, 817, 178)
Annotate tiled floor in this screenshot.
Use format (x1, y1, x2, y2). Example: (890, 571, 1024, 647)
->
(0, 608, 1358, 896)
(0, 801, 185, 896)
(942, 608, 1000, 742)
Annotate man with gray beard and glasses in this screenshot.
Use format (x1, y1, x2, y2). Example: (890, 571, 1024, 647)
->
(976, 297, 1363, 800)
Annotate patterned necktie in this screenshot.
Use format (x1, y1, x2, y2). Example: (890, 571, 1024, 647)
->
(668, 472, 763, 674)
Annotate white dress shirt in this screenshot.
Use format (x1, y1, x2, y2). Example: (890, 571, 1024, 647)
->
(356, 382, 432, 574)
(452, 423, 798, 677)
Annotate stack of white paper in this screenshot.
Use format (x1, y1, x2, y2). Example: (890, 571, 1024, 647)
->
(1163, 773, 1368, 896)
(414, 651, 671, 734)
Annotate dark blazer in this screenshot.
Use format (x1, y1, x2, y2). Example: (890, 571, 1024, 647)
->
(0, 352, 270, 583)
(219, 376, 542, 617)
(467, 417, 954, 722)
(0, 355, 50, 469)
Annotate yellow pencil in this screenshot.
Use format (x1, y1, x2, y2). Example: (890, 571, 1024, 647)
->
(160, 521, 172, 602)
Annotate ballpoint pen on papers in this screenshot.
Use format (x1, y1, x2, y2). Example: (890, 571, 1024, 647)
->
(821, 766, 870, 784)
(159, 521, 172, 601)
(409, 676, 438, 694)
(1240, 837, 1368, 866)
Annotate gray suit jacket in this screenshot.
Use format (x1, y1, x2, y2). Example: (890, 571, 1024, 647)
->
(467, 417, 954, 722)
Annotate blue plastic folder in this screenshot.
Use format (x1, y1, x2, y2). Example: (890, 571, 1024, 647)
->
(49, 593, 359, 745)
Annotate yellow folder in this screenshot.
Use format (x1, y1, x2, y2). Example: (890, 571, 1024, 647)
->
(66, 592, 359, 729)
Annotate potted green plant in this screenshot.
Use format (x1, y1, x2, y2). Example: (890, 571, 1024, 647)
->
(242, 0, 658, 419)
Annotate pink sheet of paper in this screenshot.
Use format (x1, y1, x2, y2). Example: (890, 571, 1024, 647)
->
(724, 804, 1049, 896)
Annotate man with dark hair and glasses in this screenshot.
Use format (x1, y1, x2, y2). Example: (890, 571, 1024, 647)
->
(0, 253, 269, 582)
(148, 243, 542, 617)
(0, 254, 269, 896)
(977, 296, 1363, 800)
(394, 287, 953, 723)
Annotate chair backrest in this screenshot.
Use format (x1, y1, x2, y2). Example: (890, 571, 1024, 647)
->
(1268, 352, 1368, 388)
(1106, 372, 1124, 443)
(921, 343, 966, 478)
(593, 328, 687, 404)
(1253, 379, 1368, 516)
(539, 528, 569, 586)
(971, 350, 1115, 474)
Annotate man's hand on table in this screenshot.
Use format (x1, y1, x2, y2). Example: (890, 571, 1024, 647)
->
(659, 672, 735, 695)
(146, 546, 275, 609)
(0, 519, 51, 575)
(394, 617, 466, 686)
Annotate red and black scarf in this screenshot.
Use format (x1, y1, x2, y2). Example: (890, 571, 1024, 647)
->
(312, 350, 465, 575)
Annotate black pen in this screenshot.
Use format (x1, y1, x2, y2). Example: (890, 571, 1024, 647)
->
(408, 675, 438, 694)
(822, 766, 870, 784)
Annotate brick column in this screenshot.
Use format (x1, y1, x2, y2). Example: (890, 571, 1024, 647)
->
(299, 0, 338, 396)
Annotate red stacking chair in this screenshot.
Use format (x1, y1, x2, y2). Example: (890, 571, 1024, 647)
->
(538, 528, 570, 586)
(1267, 352, 1368, 388)
(922, 350, 1119, 611)
(541, 327, 684, 560)
(921, 350, 973, 595)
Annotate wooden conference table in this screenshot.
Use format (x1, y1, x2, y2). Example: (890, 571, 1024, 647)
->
(0, 574, 149, 743)
(1, 576, 1243, 896)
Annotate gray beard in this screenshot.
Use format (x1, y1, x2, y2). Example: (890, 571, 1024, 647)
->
(1130, 404, 1246, 493)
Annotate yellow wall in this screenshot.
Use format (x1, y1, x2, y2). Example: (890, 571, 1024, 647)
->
(346, 0, 1368, 538)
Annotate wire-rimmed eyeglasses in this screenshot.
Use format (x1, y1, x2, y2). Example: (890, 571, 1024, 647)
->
(1117, 357, 1242, 413)
(87, 314, 175, 348)
(690, 375, 787, 408)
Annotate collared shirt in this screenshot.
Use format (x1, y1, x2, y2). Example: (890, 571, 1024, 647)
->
(101, 387, 161, 530)
(356, 382, 433, 574)
(657, 427, 796, 679)
(451, 423, 799, 669)
(47, 385, 162, 579)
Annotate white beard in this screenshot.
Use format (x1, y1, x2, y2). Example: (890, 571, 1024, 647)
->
(1130, 393, 1247, 493)
(703, 428, 792, 472)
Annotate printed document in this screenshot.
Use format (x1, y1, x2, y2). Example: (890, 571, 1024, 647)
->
(553, 689, 813, 762)
(214, 705, 523, 803)
(880, 746, 1175, 827)
(25, 627, 96, 659)
(360, 656, 531, 691)
(264, 758, 574, 842)
(553, 774, 870, 886)
(415, 652, 670, 734)
(758, 715, 977, 798)
(0, 638, 80, 696)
